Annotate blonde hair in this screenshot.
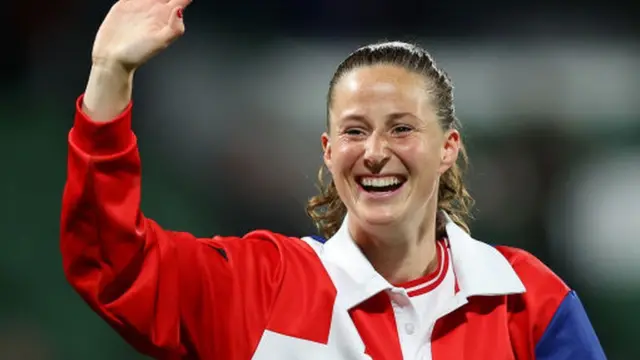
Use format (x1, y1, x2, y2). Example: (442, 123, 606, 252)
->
(305, 41, 474, 239)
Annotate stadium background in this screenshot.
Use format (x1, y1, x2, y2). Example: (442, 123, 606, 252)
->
(1, 0, 638, 359)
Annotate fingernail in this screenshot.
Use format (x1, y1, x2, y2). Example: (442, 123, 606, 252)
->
(177, 8, 183, 18)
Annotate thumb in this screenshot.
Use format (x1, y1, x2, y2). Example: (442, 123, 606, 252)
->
(168, 7, 186, 37)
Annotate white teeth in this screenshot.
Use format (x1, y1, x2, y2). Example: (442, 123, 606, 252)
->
(359, 176, 402, 187)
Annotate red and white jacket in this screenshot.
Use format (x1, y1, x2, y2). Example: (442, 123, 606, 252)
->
(61, 95, 607, 360)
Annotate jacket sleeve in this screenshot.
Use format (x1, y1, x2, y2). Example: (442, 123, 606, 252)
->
(496, 246, 607, 360)
(534, 291, 607, 360)
(61, 95, 284, 359)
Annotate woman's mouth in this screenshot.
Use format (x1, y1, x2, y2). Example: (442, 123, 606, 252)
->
(356, 175, 407, 193)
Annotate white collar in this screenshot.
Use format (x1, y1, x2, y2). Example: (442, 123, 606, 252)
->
(316, 213, 526, 310)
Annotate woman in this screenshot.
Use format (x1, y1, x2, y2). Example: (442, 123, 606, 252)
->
(61, 0, 607, 359)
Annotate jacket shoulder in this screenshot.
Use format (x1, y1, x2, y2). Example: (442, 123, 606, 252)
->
(205, 230, 323, 260)
(495, 246, 571, 347)
(495, 245, 570, 297)
(235, 231, 336, 344)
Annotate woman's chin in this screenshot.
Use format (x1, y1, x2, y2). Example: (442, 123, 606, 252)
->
(355, 204, 405, 227)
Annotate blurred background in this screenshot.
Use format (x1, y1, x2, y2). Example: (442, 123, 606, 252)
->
(1, 0, 639, 359)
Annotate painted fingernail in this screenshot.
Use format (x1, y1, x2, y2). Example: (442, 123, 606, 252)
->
(177, 8, 183, 18)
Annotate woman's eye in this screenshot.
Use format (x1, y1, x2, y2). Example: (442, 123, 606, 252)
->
(393, 125, 412, 134)
(345, 128, 365, 136)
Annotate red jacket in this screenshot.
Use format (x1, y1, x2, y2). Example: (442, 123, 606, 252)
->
(61, 95, 606, 359)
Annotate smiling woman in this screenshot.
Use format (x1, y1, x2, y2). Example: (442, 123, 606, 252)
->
(60, 1, 607, 359)
(309, 48, 470, 282)
(308, 44, 472, 252)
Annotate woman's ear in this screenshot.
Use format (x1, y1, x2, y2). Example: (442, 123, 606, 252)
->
(439, 129, 460, 174)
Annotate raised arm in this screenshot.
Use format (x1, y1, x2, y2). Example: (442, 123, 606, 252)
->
(61, 1, 286, 358)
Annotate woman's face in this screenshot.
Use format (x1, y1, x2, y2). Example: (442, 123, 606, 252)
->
(323, 64, 460, 230)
